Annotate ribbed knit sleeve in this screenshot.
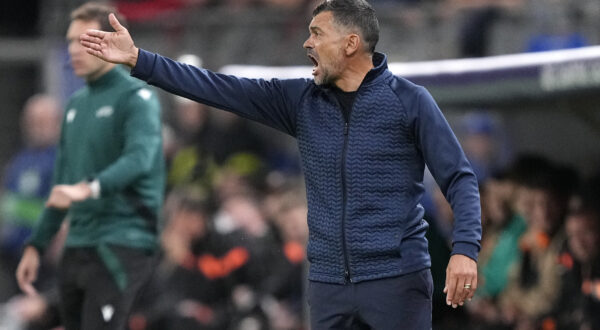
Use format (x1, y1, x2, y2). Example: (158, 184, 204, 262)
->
(131, 48, 306, 137)
(413, 87, 482, 261)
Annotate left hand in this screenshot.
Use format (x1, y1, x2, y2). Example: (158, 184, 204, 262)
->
(443, 254, 477, 308)
(46, 182, 92, 209)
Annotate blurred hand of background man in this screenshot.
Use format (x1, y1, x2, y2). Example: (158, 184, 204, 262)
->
(15, 246, 40, 296)
(45, 183, 92, 209)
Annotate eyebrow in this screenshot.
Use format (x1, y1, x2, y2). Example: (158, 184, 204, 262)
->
(309, 26, 324, 34)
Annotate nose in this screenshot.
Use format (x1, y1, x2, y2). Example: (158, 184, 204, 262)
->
(303, 36, 313, 50)
(68, 40, 83, 56)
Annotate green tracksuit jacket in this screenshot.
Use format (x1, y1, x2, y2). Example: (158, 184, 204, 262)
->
(29, 66, 164, 255)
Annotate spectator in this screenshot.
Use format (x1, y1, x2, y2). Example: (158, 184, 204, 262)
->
(467, 157, 544, 328)
(132, 191, 255, 329)
(546, 205, 600, 330)
(167, 97, 219, 193)
(448, 0, 523, 57)
(499, 162, 578, 329)
(459, 112, 508, 184)
(0, 94, 61, 302)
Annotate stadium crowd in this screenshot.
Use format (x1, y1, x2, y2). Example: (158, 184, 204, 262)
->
(0, 92, 598, 330)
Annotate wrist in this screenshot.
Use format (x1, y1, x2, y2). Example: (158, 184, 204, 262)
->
(24, 245, 40, 257)
(129, 47, 139, 68)
(85, 177, 101, 199)
(88, 179, 101, 199)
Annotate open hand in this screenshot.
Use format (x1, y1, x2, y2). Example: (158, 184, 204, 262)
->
(79, 13, 139, 67)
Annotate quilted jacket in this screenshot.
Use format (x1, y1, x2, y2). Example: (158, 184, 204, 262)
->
(132, 49, 482, 284)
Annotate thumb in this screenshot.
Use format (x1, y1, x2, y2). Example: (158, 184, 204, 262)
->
(108, 13, 126, 32)
(22, 283, 38, 296)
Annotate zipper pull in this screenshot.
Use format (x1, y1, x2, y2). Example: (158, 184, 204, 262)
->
(344, 122, 349, 135)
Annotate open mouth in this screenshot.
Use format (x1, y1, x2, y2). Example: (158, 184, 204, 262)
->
(307, 53, 319, 75)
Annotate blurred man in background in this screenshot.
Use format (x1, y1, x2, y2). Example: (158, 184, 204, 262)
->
(0, 94, 61, 302)
(15, 3, 164, 329)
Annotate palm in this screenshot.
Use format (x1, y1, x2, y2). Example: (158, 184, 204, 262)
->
(80, 13, 138, 67)
(100, 30, 134, 63)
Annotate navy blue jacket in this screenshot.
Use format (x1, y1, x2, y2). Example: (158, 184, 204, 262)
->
(132, 49, 482, 284)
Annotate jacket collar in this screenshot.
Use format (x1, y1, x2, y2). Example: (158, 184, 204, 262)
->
(362, 52, 388, 86)
(319, 52, 389, 92)
(88, 66, 126, 90)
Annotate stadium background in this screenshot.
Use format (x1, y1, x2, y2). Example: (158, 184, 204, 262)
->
(0, 0, 599, 329)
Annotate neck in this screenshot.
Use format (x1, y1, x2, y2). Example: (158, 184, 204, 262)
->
(86, 63, 116, 83)
(334, 53, 374, 92)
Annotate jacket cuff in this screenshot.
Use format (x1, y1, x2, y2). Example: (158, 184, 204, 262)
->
(450, 242, 480, 262)
(89, 179, 101, 199)
(131, 48, 156, 81)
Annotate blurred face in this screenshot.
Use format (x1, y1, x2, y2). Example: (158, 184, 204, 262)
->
(303, 11, 347, 86)
(512, 185, 535, 222)
(22, 96, 61, 148)
(223, 196, 266, 237)
(530, 189, 563, 234)
(482, 179, 510, 226)
(566, 214, 599, 263)
(464, 133, 494, 163)
(174, 102, 208, 135)
(169, 209, 207, 239)
(278, 205, 309, 244)
(66, 19, 113, 81)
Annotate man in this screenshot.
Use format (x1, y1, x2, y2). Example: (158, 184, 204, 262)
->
(81, 0, 481, 328)
(16, 2, 164, 329)
(0, 94, 61, 302)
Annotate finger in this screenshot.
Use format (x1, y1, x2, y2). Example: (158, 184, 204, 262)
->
(445, 272, 457, 307)
(109, 13, 126, 32)
(80, 34, 103, 45)
(467, 275, 478, 301)
(454, 276, 466, 307)
(16, 267, 36, 295)
(86, 48, 105, 59)
(84, 29, 106, 39)
(22, 283, 38, 296)
(80, 40, 102, 51)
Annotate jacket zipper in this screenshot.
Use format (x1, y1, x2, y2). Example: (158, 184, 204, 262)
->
(330, 88, 358, 284)
(341, 120, 352, 283)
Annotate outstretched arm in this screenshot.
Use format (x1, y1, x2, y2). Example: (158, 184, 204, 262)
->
(80, 13, 139, 67)
(81, 14, 304, 136)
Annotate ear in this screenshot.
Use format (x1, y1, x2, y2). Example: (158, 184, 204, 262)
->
(345, 34, 360, 56)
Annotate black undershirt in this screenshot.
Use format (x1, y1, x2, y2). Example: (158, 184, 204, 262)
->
(333, 88, 357, 123)
(330, 58, 380, 122)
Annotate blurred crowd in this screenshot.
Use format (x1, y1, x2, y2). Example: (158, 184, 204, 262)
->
(426, 113, 600, 330)
(1, 88, 599, 330)
(111, 0, 598, 59)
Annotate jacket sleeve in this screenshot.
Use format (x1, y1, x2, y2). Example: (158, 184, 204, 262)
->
(413, 87, 482, 261)
(96, 88, 162, 196)
(131, 48, 305, 137)
(27, 118, 68, 254)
